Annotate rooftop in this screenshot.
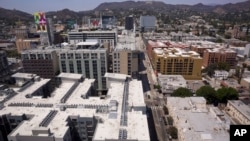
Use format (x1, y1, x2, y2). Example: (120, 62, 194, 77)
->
(228, 100, 250, 120)
(1, 73, 149, 141)
(167, 97, 230, 141)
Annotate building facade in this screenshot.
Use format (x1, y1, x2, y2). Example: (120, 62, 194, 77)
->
(125, 16, 134, 30)
(59, 42, 108, 91)
(226, 100, 250, 125)
(203, 48, 237, 67)
(152, 48, 202, 80)
(16, 39, 40, 53)
(112, 50, 139, 76)
(68, 30, 117, 49)
(0, 51, 10, 82)
(21, 50, 59, 81)
(140, 16, 156, 32)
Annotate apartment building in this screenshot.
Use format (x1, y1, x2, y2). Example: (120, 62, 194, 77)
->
(226, 100, 250, 125)
(59, 41, 108, 91)
(68, 30, 117, 49)
(21, 50, 59, 80)
(0, 72, 149, 141)
(190, 45, 213, 57)
(203, 48, 237, 67)
(152, 48, 202, 80)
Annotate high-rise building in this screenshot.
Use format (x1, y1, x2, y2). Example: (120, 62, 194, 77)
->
(21, 50, 59, 81)
(125, 16, 134, 30)
(68, 30, 117, 49)
(152, 48, 202, 80)
(203, 48, 237, 67)
(140, 16, 156, 32)
(59, 41, 108, 92)
(0, 51, 10, 82)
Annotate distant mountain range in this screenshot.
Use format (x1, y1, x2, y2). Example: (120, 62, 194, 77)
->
(0, 0, 249, 23)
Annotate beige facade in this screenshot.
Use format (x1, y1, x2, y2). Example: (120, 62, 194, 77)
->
(16, 39, 40, 53)
(152, 48, 203, 80)
(226, 100, 250, 125)
(113, 50, 139, 76)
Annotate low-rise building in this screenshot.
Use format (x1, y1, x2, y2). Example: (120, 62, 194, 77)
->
(214, 70, 229, 80)
(167, 97, 230, 141)
(158, 74, 187, 94)
(203, 48, 237, 67)
(240, 77, 250, 89)
(226, 100, 250, 125)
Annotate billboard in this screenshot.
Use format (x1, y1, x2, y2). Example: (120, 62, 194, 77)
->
(34, 12, 47, 32)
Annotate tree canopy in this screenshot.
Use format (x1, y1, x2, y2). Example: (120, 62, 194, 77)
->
(196, 86, 216, 104)
(172, 87, 193, 97)
(196, 86, 239, 104)
(216, 87, 239, 103)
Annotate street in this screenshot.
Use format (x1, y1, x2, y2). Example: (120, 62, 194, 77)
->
(137, 34, 169, 141)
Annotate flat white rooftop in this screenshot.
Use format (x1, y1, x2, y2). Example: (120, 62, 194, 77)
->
(167, 97, 229, 141)
(1, 73, 149, 141)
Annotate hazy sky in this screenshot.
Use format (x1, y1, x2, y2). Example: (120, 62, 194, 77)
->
(0, 0, 248, 13)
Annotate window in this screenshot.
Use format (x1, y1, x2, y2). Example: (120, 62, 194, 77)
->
(61, 53, 66, 59)
(67, 53, 74, 59)
(75, 53, 81, 59)
(45, 54, 51, 60)
(77, 60, 82, 74)
(69, 61, 74, 73)
(30, 54, 36, 60)
(37, 54, 43, 59)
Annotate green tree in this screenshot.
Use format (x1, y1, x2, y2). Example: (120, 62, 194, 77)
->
(172, 87, 193, 97)
(216, 87, 239, 103)
(168, 126, 178, 139)
(196, 86, 216, 104)
(217, 62, 230, 71)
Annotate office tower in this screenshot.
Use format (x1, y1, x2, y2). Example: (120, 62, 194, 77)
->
(21, 50, 59, 82)
(68, 30, 117, 50)
(59, 41, 108, 92)
(0, 51, 10, 82)
(203, 48, 237, 67)
(152, 48, 202, 80)
(125, 16, 134, 30)
(140, 16, 156, 32)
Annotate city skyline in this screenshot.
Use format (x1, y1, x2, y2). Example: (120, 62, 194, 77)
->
(0, 0, 248, 14)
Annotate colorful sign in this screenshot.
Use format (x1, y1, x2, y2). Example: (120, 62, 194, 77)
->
(34, 12, 47, 32)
